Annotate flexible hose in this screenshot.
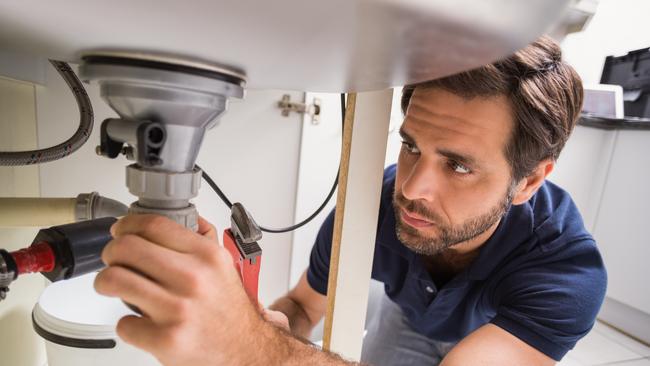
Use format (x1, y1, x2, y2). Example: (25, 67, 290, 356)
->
(0, 60, 94, 166)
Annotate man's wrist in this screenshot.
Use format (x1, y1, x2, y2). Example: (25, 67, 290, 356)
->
(253, 320, 357, 366)
(257, 320, 292, 363)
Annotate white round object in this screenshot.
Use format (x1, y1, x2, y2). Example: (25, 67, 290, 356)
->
(32, 273, 160, 366)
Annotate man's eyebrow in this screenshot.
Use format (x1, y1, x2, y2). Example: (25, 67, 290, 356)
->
(437, 148, 477, 167)
(398, 127, 415, 142)
(399, 126, 479, 167)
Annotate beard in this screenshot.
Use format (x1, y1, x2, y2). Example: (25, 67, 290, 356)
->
(393, 186, 514, 256)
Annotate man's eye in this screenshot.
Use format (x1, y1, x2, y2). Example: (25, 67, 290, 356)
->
(401, 141, 420, 154)
(449, 161, 471, 174)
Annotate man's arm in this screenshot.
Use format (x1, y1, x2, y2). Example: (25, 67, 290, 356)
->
(259, 322, 361, 365)
(440, 324, 555, 366)
(268, 271, 327, 338)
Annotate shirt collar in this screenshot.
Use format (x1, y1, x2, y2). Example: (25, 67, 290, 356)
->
(466, 201, 534, 280)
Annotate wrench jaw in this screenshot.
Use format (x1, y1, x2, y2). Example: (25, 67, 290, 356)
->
(224, 202, 263, 303)
(230, 203, 262, 245)
(223, 228, 262, 304)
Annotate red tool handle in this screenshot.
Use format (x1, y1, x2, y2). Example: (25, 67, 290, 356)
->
(10, 241, 56, 275)
(223, 229, 261, 304)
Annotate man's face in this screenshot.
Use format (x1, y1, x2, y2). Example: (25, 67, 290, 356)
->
(394, 87, 516, 255)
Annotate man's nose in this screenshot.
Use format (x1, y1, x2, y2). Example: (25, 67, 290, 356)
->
(401, 161, 437, 202)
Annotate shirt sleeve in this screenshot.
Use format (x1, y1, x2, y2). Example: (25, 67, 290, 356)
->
(306, 209, 337, 295)
(490, 239, 607, 361)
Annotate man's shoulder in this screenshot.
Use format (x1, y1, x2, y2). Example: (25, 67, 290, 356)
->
(528, 180, 594, 252)
(474, 180, 604, 288)
(496, 180, 607, 304)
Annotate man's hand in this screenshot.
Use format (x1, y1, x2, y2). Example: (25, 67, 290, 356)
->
(196, 216, 218, 241)
(259, 303, 291, 332)
(94, 215, 271, 365)
(268, 271, 327, 338)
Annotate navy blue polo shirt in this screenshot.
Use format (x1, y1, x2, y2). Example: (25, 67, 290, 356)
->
(307, 164, 607, 361)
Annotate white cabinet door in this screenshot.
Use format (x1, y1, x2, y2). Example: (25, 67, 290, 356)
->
(594, 129, 650, 312)
(592, 129, 650, 341)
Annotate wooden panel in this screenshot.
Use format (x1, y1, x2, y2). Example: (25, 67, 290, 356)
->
(323, 89, 392, 360)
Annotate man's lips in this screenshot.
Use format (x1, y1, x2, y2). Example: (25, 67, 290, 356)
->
(400, 208, 434, 228)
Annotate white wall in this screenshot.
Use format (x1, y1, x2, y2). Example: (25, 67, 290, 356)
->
(548, 126, 617, 232)
(35, 65, 304, 306)
(562, 0, 650, 85)
(548, 0, 650, 228)
(0, 77, 47, 366)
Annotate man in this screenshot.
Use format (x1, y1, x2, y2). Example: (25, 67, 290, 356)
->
(95, 36, 607, 365)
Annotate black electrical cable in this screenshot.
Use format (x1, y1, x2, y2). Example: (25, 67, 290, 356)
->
(199, 166, 233, 209)
(199, 93, 346, 234)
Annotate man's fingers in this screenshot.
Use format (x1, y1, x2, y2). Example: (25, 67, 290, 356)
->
(102, 235, 199, 294)
(116, 315, 161, 352)
(117, 315, 200, 360)
(110, 214, 210, 254)
(262, 309, 291, 332)
(95, 265, 179, 322)
(198, 216, 218, 241)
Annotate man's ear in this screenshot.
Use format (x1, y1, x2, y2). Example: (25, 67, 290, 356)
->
(511, 159, 555, 205)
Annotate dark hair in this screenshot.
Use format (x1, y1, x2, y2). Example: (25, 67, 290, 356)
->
(401, 36, 583, 182)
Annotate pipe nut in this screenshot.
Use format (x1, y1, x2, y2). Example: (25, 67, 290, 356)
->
(126, 165, 201, 201)
(128, 203, 198, 231)
(75, 192, 99, 221)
